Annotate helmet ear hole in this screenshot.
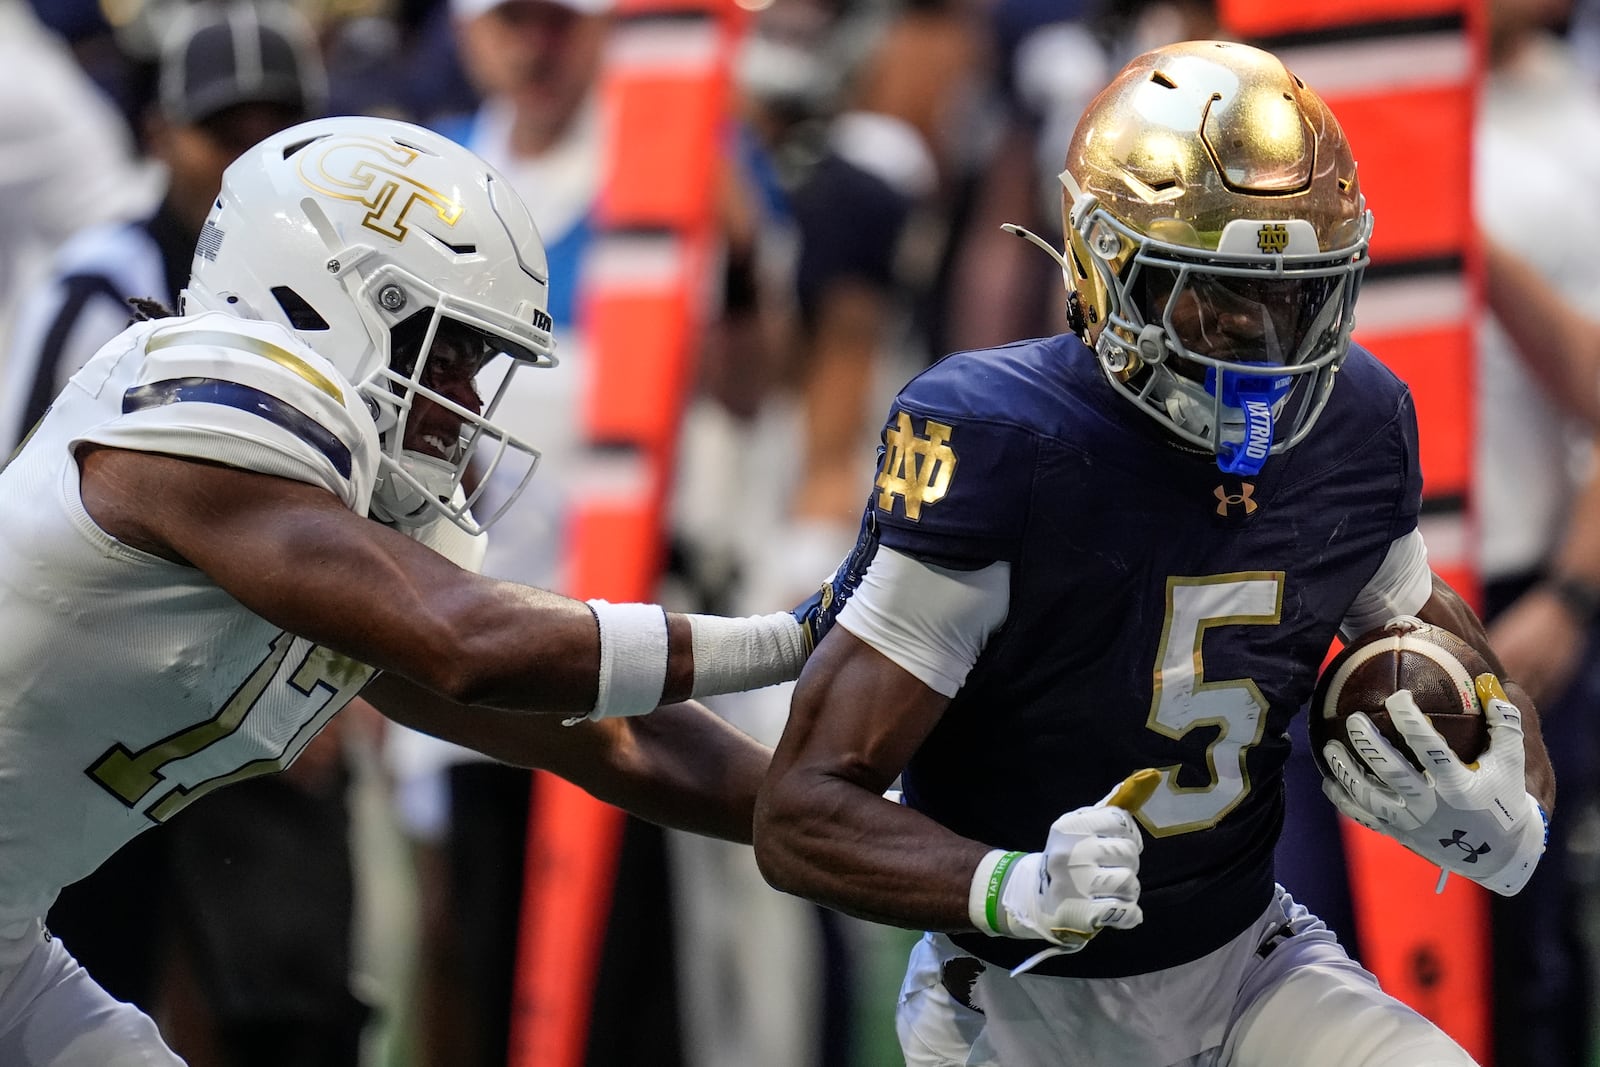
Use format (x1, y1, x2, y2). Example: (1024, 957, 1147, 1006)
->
(271, 286, 330, 331)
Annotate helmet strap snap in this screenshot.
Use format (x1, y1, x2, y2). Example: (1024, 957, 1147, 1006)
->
(1066, 291, 1087, 335)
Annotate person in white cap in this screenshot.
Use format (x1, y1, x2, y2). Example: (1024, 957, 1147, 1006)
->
(385, 3, 619, 1064)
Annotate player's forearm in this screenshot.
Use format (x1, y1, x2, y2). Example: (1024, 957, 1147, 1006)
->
(1546, 446, 1600, 594)
(584, 701, 771, 843)
(753, 775, 989, 932)
(380, 567, 808, 719)
(366, 679, 769, 840)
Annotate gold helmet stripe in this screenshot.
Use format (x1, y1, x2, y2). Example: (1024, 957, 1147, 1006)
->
(147, 330, 345, 404)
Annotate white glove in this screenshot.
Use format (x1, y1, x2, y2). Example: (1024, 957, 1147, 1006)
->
(970, 769, 1158, 975)
(1320, 675, 1547, 896)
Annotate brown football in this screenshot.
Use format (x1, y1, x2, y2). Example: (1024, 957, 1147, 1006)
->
(1309, 616, 1492, 775)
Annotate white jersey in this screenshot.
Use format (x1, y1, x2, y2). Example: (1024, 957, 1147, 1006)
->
(0, 311, 460, 934)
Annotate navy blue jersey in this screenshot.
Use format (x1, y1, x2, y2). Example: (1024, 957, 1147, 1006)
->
(870, 333, 1421, 977)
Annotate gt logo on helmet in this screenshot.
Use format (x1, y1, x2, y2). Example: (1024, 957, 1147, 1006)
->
(298, 135, 464, 242)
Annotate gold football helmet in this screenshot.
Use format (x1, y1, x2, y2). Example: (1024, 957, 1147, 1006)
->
(1057, 40, 1371, 474)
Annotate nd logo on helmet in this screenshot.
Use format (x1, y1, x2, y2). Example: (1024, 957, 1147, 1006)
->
(298, 135, 464, 242)
(1256, 223, 1290, 254)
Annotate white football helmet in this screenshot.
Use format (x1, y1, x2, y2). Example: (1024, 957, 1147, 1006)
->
(1048, 41, 1371, 475)
(183, 115, 557, 532)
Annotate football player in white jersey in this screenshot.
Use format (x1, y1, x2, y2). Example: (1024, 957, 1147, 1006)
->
(0, 115, 821, 1066)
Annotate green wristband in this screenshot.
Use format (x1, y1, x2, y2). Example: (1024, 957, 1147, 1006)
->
(985, 851, 1028, 935)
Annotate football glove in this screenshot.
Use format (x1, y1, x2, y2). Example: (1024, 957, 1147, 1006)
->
(1320, 675, 1547, 896)
(978, 769, 1159, 975)
(791, 508, 879, 652)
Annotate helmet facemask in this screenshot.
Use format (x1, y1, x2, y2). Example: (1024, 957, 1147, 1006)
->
(1082, 205, 1368, 474)
(354, 266, 554, 534)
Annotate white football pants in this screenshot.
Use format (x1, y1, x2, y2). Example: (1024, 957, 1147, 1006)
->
(0, 921, 184, 1066)
(897, 885, 1477, 1067)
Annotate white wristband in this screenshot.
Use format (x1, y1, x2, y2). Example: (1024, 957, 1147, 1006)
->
(685, 611, 809, 698)
(580, 600, 669, 722)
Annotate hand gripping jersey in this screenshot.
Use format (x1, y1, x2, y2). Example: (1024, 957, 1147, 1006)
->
(0, 312, 474, 935)
(873, 333, 1422, 977)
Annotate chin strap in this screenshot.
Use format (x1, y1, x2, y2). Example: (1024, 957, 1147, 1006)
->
(369, 450, 457, 527)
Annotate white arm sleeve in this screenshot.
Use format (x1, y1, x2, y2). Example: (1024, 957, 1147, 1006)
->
(834, 546, 1011, 697)
(1340, 528, 1433, 639)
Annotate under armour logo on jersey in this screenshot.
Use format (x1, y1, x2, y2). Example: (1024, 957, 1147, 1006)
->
(876, 412, 957, 521)
(299, 134, 464, 242)
(1213, 482, 1257, 517)
(1439, 829, 1491, 863)
(1256, 224, 1290, 254)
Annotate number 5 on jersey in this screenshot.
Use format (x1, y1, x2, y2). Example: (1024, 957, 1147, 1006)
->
(1139, 572, 1283, 836)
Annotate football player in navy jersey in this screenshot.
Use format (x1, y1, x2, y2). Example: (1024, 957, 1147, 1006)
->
(0, 115, 833, 1066)
(754, 40, 1556, 1066)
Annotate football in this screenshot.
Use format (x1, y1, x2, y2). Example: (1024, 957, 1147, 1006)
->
(1309, 616, 1492, 775)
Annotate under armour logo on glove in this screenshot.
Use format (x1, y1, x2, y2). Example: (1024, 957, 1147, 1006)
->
(1438, 830, 1491, 862)
(1320, 679, 1547, 896)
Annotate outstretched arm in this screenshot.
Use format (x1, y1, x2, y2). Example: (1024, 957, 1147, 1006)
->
(368, 674, 770, 842)
(78, 446, 807, 719)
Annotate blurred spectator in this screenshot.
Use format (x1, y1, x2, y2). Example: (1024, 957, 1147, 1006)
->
(382, 2, 616, 1064)
(0, 7, 380, 1066)
(1273, 2, 1600, 1061)
(0, 0, 157, 363)
(941, 0, 1220, 356)
(781, 0, 985, 586)
(313, 0, 483, 122)
(941, 0, 1107, 353)
(1, 0, 326, 446)
(1436, 3, 1600, 1062)
(668, 2, 993, 1063)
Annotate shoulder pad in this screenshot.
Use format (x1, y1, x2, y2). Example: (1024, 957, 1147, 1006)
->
(72, 313, 380, 511)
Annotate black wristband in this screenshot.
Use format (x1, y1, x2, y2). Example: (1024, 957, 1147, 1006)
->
(1546, 575, 1600, 625)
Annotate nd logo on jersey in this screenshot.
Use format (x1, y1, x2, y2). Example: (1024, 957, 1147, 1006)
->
(876, 412, 957, 521)
(299, 135, 464, 242)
